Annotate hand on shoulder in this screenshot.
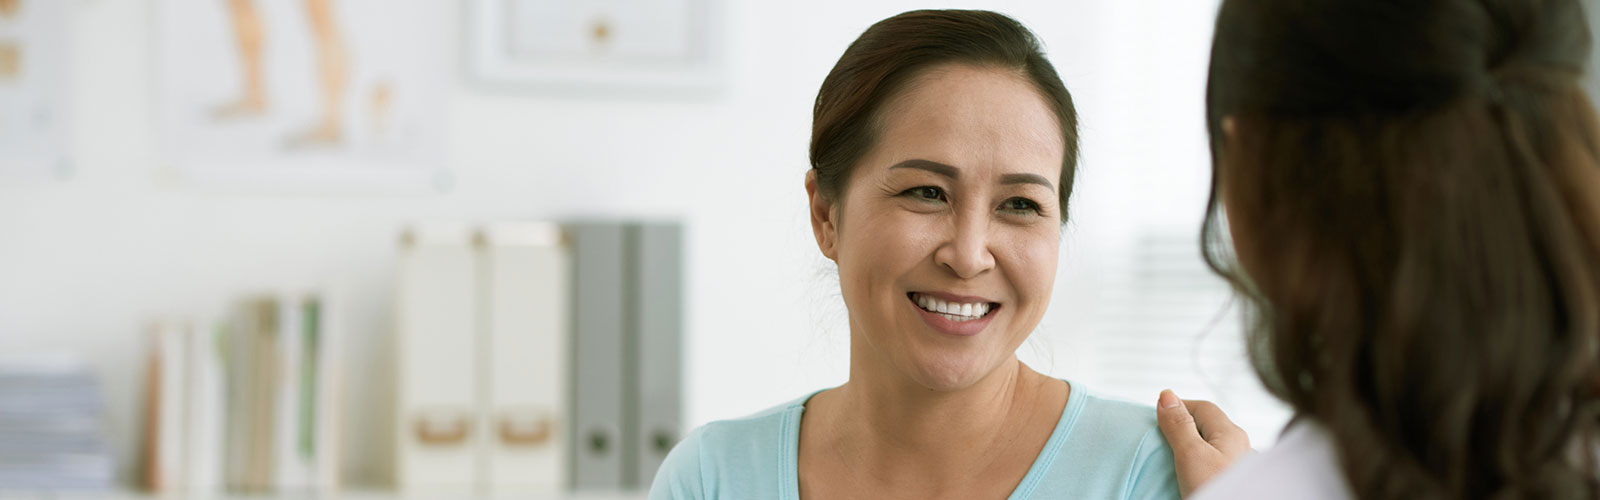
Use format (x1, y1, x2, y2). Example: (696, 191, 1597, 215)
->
(1154, 390, 1252, 498)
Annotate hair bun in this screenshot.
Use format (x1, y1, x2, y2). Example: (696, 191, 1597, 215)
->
(1480, 0, 1589, 91)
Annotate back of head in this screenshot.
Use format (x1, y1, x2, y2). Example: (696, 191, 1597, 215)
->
(1203, 0, 1600, 498)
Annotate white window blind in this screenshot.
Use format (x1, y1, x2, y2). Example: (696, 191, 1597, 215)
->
(1081, 229, 1291, 446)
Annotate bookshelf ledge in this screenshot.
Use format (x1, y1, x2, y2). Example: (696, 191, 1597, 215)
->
(0, 489, 648, 500)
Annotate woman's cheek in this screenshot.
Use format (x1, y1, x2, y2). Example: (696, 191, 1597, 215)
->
(1011, 231, 1059, 300)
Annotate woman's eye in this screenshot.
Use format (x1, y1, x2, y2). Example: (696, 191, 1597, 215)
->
(902, 186, 946, 202)
(1001, 197, 1042, 215)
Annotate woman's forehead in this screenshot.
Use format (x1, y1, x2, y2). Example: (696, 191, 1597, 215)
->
(869, 65, 1065, 182)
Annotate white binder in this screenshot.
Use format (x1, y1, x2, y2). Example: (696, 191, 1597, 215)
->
(480, 223, 570, 493)
(395, 224, 481, 493)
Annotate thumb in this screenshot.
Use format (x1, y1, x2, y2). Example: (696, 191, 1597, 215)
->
(1156, 389, 1205, 452)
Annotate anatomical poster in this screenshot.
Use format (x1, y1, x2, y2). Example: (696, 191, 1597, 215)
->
(156, 0, 447, 191)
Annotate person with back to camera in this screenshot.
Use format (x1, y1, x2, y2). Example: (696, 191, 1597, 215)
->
(1156, 0, 1600, 498)
(648, 9, 1183, 500)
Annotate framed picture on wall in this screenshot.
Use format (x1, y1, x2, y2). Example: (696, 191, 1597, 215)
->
(0, 0, 70, 180)
(155, 0, 450, 193)
(467, 0, 722, 93)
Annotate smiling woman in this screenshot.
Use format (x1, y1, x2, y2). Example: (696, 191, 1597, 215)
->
(648, 9, 1179, 500)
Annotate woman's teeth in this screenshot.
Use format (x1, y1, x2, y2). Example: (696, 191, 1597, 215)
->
(912, 293, 993, 322)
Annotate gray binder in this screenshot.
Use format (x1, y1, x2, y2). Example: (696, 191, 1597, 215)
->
(570, 224, 628, 490)
(628, 223, 683, 488)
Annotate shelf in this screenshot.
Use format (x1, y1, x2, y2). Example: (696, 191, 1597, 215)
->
(0, 489, 649, 500)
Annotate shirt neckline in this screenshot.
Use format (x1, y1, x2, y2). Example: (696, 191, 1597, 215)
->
(778, 379, 1087, 500)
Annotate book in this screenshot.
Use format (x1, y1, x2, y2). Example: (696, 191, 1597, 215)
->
(143, 321, 187, 493)
(308, 293, 344, 493)
(184, 318, 225, 496)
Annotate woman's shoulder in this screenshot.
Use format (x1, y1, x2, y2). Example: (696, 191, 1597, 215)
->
(647, 392, 816, 500)
(1024, 382, 1180, 500)
(695, 390, 813, 447)
(1067, 386, 1166, 445)
(685, 400, 801, 455)
(1188, 420, 1352, 500)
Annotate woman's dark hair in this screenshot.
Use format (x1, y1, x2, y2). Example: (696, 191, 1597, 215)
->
(810, 9, 1079, 223)
(1203, 0, 1600, 497)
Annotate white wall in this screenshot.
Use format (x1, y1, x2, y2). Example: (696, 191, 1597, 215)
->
(0, 0, 1242, 487)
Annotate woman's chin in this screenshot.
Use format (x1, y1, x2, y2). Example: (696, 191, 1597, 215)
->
(903, 352, 1006, 392)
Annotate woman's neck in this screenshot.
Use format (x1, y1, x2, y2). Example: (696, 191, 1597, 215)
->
(811, 341, 1064, 484)
(842, 358, 1027, 449)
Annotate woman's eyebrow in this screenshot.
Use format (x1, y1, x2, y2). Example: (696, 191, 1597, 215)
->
(888, 159, 1055, 193)
(1000, 173, 1055, 192)
(889, 159, 959, 178)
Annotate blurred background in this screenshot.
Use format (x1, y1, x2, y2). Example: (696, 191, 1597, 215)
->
(5, 0, 1597, 497)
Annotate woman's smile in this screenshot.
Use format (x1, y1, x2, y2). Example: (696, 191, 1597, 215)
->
(907, 291, 1001, 337)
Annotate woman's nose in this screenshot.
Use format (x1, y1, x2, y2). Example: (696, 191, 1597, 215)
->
(935, 212, 996, 279)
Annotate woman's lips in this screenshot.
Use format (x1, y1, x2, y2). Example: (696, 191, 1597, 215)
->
(908, 292, 1000, 337)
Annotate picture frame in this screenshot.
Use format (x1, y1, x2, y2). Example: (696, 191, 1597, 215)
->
(467, 0, 723, 94)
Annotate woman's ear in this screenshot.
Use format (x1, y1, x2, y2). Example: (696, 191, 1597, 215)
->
(805, 169, 839, 261)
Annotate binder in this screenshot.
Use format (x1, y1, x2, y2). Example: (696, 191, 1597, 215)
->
(395, 224, 481, 493)
(628, 223, 683, 488)
(481, 223, 570, 493)
(569, 224, 628, 490)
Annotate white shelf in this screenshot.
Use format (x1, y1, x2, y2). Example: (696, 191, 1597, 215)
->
(0, 490, 648, 500)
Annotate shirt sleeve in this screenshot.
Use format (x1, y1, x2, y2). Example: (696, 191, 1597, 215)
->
(648, 425, 710, 500)
(1123, 426, 1182, 500)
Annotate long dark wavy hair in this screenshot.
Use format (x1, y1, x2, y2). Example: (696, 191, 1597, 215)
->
(1202, 0, 1600, 497)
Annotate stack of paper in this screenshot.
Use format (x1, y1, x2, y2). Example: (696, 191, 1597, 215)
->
(0, 355, 114, 491)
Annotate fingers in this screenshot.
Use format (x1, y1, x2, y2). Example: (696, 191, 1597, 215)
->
(1155, 389, 1207, 455)
(1158, 391, 1256, 497)
(1183, 398, 1252, 454)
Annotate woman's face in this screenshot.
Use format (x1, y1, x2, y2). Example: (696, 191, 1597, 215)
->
(809, 63, 1065, 391)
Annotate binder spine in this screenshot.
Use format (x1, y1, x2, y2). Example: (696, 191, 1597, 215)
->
(569, 224, 628, 490)
(629, 223, 683, 488)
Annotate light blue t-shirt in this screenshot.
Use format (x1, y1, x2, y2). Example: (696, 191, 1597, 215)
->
(648, 381, 1180, 499)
